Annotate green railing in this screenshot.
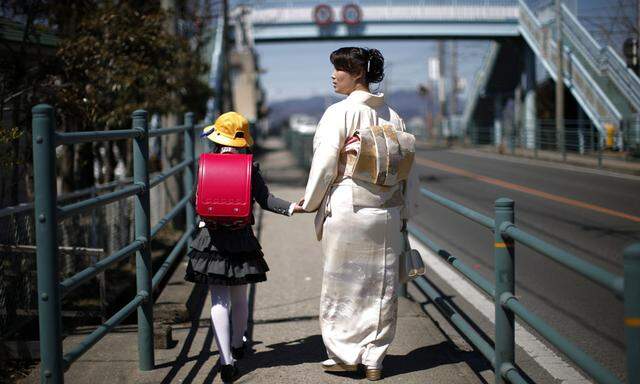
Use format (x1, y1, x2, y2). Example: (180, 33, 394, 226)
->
(32, 104, 202, 383)
(408, 187, 639, 384)
(284, 129, 314, 169)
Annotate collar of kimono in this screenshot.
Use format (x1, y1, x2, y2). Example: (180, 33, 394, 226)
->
(347, 90, 385, 108)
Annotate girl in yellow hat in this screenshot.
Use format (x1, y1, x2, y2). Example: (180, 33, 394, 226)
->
(185, 111, 303, 383)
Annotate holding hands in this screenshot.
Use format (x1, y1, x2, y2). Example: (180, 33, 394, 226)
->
(292, 198, 306, 214)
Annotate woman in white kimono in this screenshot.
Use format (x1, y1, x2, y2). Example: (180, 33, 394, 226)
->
(301, 47, 418, 381)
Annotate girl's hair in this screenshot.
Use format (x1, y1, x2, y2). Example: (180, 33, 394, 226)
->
(330, 47, 384, 84)
(210, 143, 252, 154)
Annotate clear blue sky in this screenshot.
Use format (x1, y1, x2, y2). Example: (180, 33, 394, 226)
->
(252, 0, 634, 102)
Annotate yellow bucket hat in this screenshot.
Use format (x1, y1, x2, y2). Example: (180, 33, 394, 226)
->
(201, 111, 254, 148)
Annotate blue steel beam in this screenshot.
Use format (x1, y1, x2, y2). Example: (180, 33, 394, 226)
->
(247, 21, 519, 43)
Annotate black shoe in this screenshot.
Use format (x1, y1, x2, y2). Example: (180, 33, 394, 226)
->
(231, 343, 245, 360)
(220, 364, 239, 383)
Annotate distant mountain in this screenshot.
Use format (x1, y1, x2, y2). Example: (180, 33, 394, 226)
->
(267, 95, 329, 128)
(267, 89, 463, 129)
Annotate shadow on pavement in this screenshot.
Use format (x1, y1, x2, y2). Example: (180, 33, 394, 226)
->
(237, 334, 492, 381)
(384, 341, 487, 378)
(158, 284, 219, 384)
(240, 334, 326, 375)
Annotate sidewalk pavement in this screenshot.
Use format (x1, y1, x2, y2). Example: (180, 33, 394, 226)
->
(21, 137, 490, 384)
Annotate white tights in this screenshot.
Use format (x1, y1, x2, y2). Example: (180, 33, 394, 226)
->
(209, 284, 249, 365)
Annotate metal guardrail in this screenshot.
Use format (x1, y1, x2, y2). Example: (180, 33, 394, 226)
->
(0, 179, 130, 219)
(284, 128, 314, 170)
(468, 116, 640, 167)
(408, 187, 638, 384)
(32, 104, 197, 383)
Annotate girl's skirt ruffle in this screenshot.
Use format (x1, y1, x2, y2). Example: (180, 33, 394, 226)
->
(184, 249, 269, 286)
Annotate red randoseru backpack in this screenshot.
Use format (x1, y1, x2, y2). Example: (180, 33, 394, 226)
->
(196, 153, 253, 227)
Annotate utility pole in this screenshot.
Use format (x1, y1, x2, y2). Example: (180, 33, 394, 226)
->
(384, 62, 392, 96)
(556, 0, 566, 160)
(451, 41, 458, 117)
(437, 40, 446, 142)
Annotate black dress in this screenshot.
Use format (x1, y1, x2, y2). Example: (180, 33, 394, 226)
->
(184, 163, 292, 286)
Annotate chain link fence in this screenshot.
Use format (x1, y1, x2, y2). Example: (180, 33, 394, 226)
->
(0, 182, 135, 344)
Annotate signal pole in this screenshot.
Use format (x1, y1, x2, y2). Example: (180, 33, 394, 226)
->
(451, 41, 458, 117)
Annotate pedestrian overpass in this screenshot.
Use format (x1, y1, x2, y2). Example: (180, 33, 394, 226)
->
(224, 0, 640, 149)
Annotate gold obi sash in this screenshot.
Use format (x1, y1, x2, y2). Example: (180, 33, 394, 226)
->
(341, 125, 415, 187)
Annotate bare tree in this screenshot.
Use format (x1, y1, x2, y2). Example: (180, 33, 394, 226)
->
(581, 0, 638, 57)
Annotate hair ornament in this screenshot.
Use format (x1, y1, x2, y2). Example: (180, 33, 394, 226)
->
(200, 125, 216, 138)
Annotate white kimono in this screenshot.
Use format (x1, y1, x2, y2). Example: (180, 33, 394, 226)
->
(302, 90, 418, 368)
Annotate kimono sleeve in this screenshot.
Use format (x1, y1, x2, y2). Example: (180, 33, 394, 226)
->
(302, 106, 347, 212)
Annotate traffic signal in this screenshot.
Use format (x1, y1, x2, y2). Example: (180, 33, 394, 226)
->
(623, 37, 639, 74)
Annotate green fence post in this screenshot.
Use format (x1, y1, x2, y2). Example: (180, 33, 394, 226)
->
(494, 198, 515, 384)
(132, 110, 154, 370)
(33, 104, 64, 384)
(624, 243, 640, 384)
(184, 112, 196, 233)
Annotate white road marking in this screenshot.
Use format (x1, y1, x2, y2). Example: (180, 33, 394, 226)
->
(409, 234, 592, 384)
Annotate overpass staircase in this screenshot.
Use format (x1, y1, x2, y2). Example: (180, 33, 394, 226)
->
(520, 1, 640, 128)
(465, 0, 640, 146)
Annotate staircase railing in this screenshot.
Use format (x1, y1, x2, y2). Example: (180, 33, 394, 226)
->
(462, 41, 500, 132)
(560, 3, 640, 112)
(518, 0, 623, 131)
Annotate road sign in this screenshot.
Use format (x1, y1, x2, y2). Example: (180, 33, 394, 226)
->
(313, 4, 334, 26)
(342, 4, 362, 25)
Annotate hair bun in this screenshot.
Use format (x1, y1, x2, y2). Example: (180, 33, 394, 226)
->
(329, 46, 385, 85)
(366, 48, 384, 84)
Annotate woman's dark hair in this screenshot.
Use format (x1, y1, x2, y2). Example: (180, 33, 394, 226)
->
(330, 47, 384, 84)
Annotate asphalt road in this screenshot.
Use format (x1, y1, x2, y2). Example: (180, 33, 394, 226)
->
(410, 148, 640, 382)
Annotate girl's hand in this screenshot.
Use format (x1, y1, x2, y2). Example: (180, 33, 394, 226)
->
(293, 203, 306, 213)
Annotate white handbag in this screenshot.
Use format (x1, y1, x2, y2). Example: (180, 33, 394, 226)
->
(399, 222, 425, 283)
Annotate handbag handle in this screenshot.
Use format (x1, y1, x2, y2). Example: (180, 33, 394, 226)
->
(400, 179, 411, 251)
(401, 219, 411, 252)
